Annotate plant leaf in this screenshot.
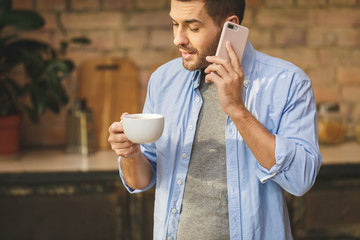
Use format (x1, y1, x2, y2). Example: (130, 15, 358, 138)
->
(0, 39, 51, 74)
(0, 34, 17, 45)
(0, 76, 23, 115)
(22, 105, 38, 122)
(59, 40, 68, 56)
(70, 37, 91, 45)
(4, 77, 22, 95)
(51, 84, 69, 104)
(5, 39, 51, 53)
(63, 59, 75, 72)
(45, 93, 60, 113)
(0, 0, 12, 14)
(0, 10, 45, 30)
(29, 82, 46, 115)
(22, 50, 45, 81)
(45, 59, 75, 85)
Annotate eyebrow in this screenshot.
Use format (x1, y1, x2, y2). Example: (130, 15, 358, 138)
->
(185, 19, 202, 24)
(169, 15, 203, 24)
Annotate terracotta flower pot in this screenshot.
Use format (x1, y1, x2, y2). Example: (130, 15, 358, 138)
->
(0, 114, 22, 155)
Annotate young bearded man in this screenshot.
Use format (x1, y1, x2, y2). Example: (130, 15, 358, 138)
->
(108, 0, 322, 239)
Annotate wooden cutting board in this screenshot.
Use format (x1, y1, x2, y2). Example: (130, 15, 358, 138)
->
(78, 57, 139, 149)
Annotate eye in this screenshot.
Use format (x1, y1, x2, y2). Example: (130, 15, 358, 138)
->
(189, 27, 199, 32)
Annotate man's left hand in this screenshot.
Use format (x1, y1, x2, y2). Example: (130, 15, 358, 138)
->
(204, 40, 246, 116)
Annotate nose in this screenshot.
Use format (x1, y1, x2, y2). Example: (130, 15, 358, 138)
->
(173, 27, 189, 46)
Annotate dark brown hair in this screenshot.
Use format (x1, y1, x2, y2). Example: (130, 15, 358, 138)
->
(176, 0, 246, 26)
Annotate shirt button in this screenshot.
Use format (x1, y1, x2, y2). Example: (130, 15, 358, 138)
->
(195, 97, 200, 102)
(244, 80, 249, 85)
(177, 180, 182, 185)
(182, 153, 187, 158)
(167, 237, 172, 240)
(188, 125, 194, 130)
(172, 208, 177, 214)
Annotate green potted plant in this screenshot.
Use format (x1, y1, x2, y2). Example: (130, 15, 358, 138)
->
(0, 0, 90, 155)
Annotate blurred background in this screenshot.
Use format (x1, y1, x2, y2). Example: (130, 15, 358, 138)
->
(0, 0, 359, 239)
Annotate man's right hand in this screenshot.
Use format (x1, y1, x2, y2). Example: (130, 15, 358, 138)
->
(108, 113, 153, 190)
(108, 113, 141, 159)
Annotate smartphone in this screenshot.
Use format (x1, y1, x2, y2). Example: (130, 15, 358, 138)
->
(215, 21, 249, 63)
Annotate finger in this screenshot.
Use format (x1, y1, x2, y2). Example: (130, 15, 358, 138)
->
(238, 64, 245, 79)
(110, 140, 135, 151)
(120, 112, 129, 120)
(204, 63, 228, 79)
(206, 42, 241, 75)
(108, 133, 138, 156)
(108, 121, 124, 134)
(108, 132, 130, 144)
(206, 55, 234, 75)
(205, 61, 242, 86)
(205, 71, 222, 84)
(114, 144, 139, 157)
(206, 55, 229, 67)
(225, 41, 243, 74)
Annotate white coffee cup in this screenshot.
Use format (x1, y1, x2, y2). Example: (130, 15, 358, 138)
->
(122, 113, 164, 144)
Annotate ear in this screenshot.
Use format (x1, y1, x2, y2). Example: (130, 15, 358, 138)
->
(225, 15, 240, 25)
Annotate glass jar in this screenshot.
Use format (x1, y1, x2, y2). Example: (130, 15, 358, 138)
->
(317, 102, 346, 145)
(66, 99, 96, 155)
(356, 124, 360, 144)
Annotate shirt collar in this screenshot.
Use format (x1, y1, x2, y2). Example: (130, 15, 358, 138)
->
(192, 70, 201, 89)
(242, 41, 256, 80)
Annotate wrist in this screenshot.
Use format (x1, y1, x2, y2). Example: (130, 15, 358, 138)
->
(122, 145, 143, 162)
(229, 104, 249, 121)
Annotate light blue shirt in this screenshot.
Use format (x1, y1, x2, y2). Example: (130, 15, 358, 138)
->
(119, 42, 322, 240)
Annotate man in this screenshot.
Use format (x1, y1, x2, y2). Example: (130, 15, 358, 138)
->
(108, 0, 322, 239)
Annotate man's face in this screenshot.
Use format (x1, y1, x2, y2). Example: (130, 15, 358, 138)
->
(170, 0, 222, 71)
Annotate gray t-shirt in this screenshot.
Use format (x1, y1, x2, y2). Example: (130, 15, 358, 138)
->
(176, 76, 230, 239)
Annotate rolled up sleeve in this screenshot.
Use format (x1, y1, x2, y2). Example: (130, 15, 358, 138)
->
(255, 79, 322, 196)
(118, 155, 156, 194)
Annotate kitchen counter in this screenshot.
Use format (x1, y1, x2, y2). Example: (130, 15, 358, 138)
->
(0, 149, 119, 173)
(0, 141, 359, 174)
(319, 141, 360, 165)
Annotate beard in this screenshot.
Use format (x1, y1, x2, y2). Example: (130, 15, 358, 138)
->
(180, 31, 222, 71)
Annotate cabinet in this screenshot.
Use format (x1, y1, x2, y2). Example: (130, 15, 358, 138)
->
(287, 164, 360, 239)
(0, 150, 153, 240)
(287, 142, 360, 239)
(0, 142, 360, 239)
(0, 172, 128, 240)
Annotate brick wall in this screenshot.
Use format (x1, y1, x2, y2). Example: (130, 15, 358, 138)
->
(244, 0, 360, 138)
(8, 0, 360, 147)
